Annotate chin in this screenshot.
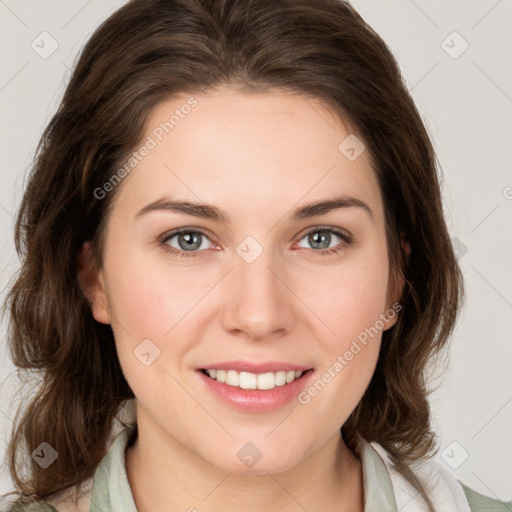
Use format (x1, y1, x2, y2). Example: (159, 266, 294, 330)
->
(205, 445, 304, 476)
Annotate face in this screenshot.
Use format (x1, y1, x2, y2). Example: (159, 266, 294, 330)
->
(80, 85, 402, 474)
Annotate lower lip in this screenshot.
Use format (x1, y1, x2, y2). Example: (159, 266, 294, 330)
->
(197, 370, 314, 412)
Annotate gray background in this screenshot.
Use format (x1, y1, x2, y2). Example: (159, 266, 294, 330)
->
(1, 0, 511, 503)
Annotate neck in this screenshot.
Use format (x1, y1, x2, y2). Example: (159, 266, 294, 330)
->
(125, 409, 364, 512)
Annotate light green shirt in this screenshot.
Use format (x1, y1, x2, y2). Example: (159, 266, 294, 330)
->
(3, 427, 511, 511)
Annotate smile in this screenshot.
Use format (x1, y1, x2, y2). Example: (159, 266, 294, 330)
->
(201, 369, 304, 390)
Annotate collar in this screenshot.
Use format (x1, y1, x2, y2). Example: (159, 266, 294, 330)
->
(87, 427, 399, 512)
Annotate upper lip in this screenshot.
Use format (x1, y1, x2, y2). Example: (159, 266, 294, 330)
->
(197, 360, 312, 373)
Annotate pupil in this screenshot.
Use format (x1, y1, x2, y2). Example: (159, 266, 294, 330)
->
(180, 232, 201, 251)
(310, 231, 330, 249)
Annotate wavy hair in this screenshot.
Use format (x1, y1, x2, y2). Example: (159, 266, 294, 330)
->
(2, 0, 464, 510)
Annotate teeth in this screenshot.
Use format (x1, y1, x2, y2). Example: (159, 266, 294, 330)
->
(204, 369, 304, 390)
(226, 370, 239, 386)
(240, 371, 257, 389)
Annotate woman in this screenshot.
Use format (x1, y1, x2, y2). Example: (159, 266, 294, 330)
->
(2, 0, 510, 511)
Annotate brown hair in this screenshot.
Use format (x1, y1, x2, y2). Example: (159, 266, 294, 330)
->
(2, 0, 464, 510)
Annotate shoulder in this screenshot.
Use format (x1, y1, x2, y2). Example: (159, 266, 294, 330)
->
(364, 435, 512, 512)
(0, 478, 92, 512)
(459, 481, 512, 512)
(0, 427, 129, 512)
(0, 503, 58, 512)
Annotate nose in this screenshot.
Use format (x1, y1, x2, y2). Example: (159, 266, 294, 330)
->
(220, 241, 296, 341)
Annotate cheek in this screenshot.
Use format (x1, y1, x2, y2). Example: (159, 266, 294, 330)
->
(297, 249, 390, 346)
(293, 254, 389, 422)
(102, 252, 213, 404)
(105, 254, 207, 338)
(103, 249, 220, 351)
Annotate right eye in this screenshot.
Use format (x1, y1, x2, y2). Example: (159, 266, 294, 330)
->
(160, 229, 215, 258)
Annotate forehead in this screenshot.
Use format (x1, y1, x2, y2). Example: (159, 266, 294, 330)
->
(111, 86, 384, 226)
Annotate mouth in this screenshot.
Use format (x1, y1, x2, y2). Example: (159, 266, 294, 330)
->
(199, 368, 312, 390)
(195, 360, 315, 412)
(197, 366, 314, 412)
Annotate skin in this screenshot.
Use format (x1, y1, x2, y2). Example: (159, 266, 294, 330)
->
(79, 84, 404, 512)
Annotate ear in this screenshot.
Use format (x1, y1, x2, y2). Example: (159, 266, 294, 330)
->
(383, 233, 410, 331)
(77, 241, 111, 324)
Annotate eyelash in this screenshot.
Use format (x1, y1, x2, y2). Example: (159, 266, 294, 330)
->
(158, 226, 353, 259)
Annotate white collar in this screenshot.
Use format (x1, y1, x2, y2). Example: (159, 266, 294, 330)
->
(45, 427, 470, 512)
(366, 437, 471, 512)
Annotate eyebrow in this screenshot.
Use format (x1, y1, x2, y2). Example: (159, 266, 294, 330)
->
(135, 194, 373, 222)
